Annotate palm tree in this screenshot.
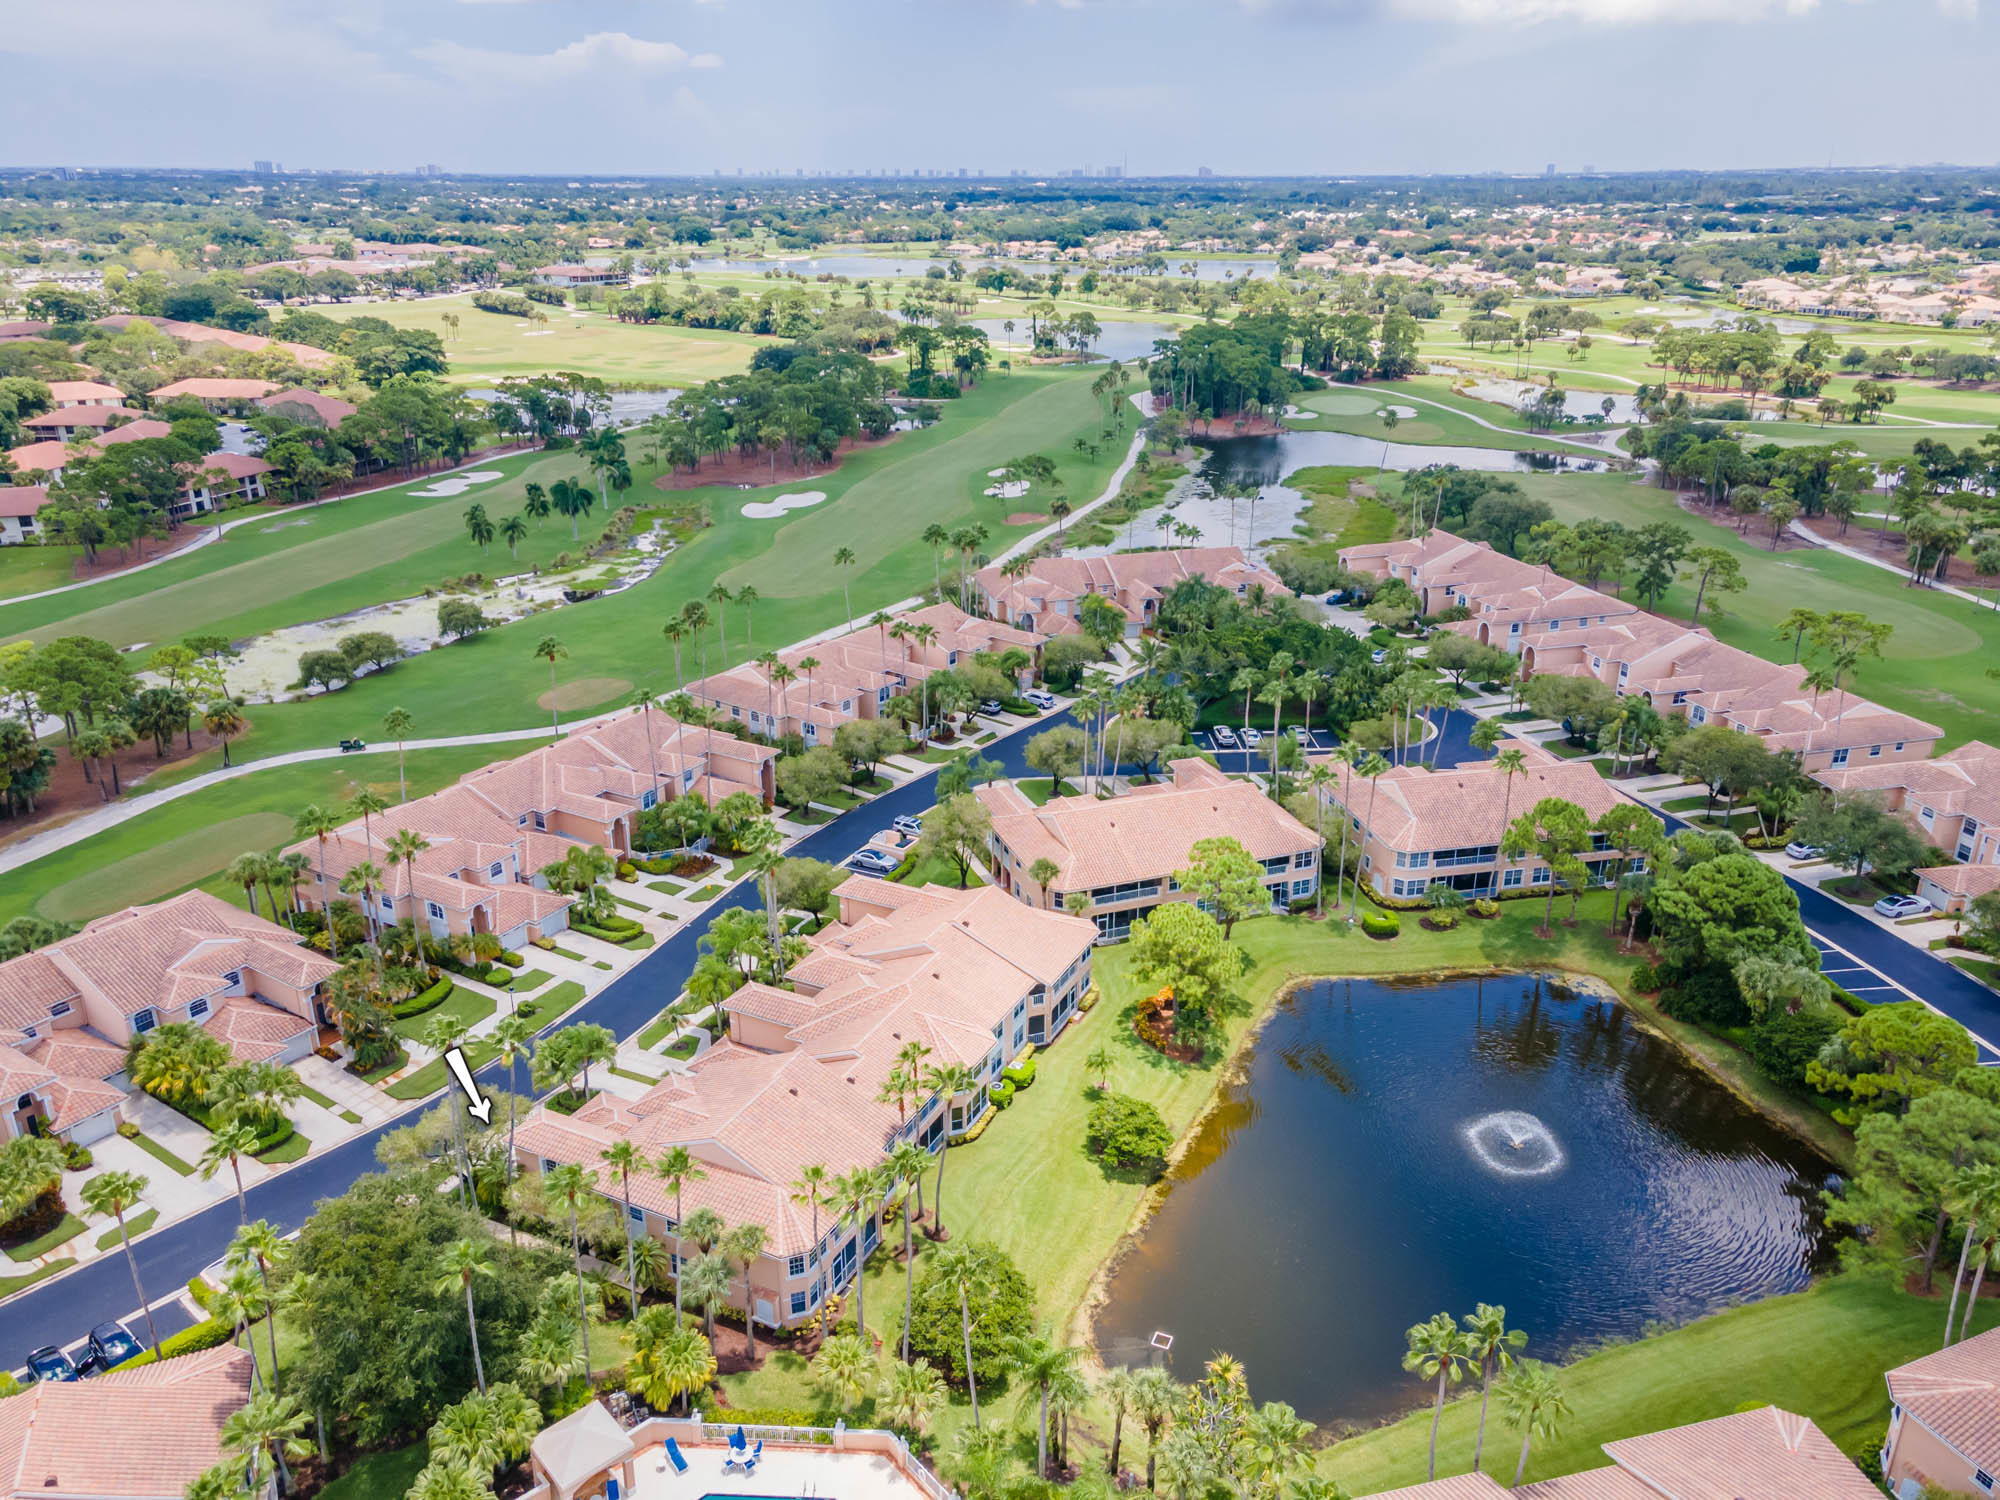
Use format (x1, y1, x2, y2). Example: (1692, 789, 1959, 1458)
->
(886, 1140, 930, 1361)
(1351, 752, 1391, 920)
(221, 1390, 312, 1497)
(661, 619, 688, 694)
(199, 1118, 261, 1232)
(789, 1162, 830, 1329)
(1404, 1311, 1477, 1481)
(1945, 1163, 2000, 1347)
(878, 1357, 947, 1438)
(523, 483, 551, 528)
(227, 851, 271, 918)
(723, 1221, 769, 1361)
(657, 1145, 709, 1314)
(82, 1170, 160, 1354)
(382, 706, 415, 801)
(921, 525, 949, 596)
(436, 1236, 497, 1394)
(1499, 1360, 1570, 1486)
(707, 583, 732, 659)
(213, 1266, 270, 1384)
(930, 1243, 993, 1429)
(923, 1062, 979, 1237)
(1463, 1302, 1527, 1472)
(1004, 1329, 1081, 1478)
(202, 698, 247, 767)
(464, 503, 495, 553)
(834, 547, 858, 630)
(1084, 1042, 1113, 1092)
(828, 1165, 884, 1347)
(683, 1251, 733, 1355)
(541, 1163, 598, 1384)
(601, 1140, 647, 1316)
(1131, 1366, 1181, 1490)
(811, 1332, 871, 1413)
(737, 584, 760, 654)
(292, 804, 343, 961)
(385, 827, 430, 937)
(629, 1306, 716, 1414)
(229, 1219, 290, 1392)
(499, 513, 528, 559)
(533, 637, 568, 738)
(1100, 1366, 1140, 1477)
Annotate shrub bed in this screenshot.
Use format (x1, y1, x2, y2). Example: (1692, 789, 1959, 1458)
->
(1001, 1057, 1036, 1088)
(109, 1315, 233, 1370)
(1361, 911, 1400, 939)
(990, 1079, 1017, 1108)
(1086, 1093, 1174, 1175)
(391, 975, 456, 1020)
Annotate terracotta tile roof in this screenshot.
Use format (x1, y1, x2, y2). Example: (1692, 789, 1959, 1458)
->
(1513, 1466, 1658, 1499)
(0, 952, 81, 1031)
(1359, 1476, 1510, 1499)
(0, 1344, 252, 1500)
(20, 405, 147, 430)
(1600, 1406, 1878, 1499)
(1916, 863, 2000, 899)
(3, 441, 71, 474)
(45, 380, 125, 405)
(149, 377, 281, 402)
(975, 546, 1288, 631)
(0, 1043, 56, 1099)
(1885, 1325, 2000, 1473)
(977, 758, 1317, 892)
(1316, 748, 1642, 854)
(92, 316, 336, 369)
(41, 1075, 129, 1132)
(21, 1027, 126, 1082)
(89, 419, 173, 448)
(201, 995, 315, 1063)
(0, 486, 50, 520)
(255, 387, 357, 426)
(1818, 740, 2000, 828)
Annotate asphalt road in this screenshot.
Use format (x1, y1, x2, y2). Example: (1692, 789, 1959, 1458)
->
(9, 701, 1996, 1363)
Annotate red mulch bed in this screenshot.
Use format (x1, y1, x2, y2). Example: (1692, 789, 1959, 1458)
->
(1798, 514, 1995, 589)
(0, 722, 245, 853)
(1133, 1006, 1204, 1063)
(650, 429, 908, 493)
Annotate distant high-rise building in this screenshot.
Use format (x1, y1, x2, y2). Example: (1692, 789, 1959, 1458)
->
(1545, 162, 1556, 176)
(424, 163, 440, 177)
(1197, 165, 1214, 178)
(253, 160, 276, 174)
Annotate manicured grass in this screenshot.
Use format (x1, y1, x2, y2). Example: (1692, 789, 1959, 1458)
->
(340, 1108, 363, 1124)
(608, 1063, 661, 1085)
(256, 1131, 310, 1165)
(0, 743, 512, 929)
(0, 1258, 74, 1298)
(124, 1130, 195, 1177)
(353, 1048, 409, 1085)
(891, 849, 977, 890)
(663, 1035, 700, 1061)
(635, 1011, 678, 1050)
(95, 1208, 157, 1249)
(293, 1080, 337, 1111)
(391, 981, 497, 1040)
(318, 1440, 429, 1500)
(0, 543, 86, 601)
(4, 1213, 85, 1262)
(538, 943, 585, 961)
(386, 1041, 498, 1101)
(507, 968, 553, 994)
(686, 883, 725, 901)
(515, 980, 586, 1026)
(1016, 777, 1071, 805)
(1317, 1275, 1999, 1494)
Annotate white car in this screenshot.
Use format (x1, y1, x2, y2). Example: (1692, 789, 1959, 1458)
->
(1873, 894, 1933, 920)
(1371, 648, 1390, 664)
(1290, 725, 1310, 745)
(1241, 727, 1263, 747)
(1022, 689, 1056, 710)
(891, 814, 924, 838)
(848, 848, 901, 878)
(1783, 841, 1824, 861)
(1211, 725, 1239, 748)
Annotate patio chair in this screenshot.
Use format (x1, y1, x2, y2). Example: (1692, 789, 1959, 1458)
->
(742, 1441, 762, 1475)
(663, 1439, 689, 1476)
(730, 1426, 748, 1452)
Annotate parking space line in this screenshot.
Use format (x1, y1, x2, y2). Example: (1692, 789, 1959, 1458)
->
(1810, 926, 2000, 1061)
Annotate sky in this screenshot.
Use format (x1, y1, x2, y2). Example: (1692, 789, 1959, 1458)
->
(0, 0, 1993, 178)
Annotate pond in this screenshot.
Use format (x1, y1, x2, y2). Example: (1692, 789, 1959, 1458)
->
(967, 319, 1178, 364)
(1091, 973, 1837, 1427)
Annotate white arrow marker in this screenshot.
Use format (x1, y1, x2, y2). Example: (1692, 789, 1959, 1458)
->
(443, 1047, 493, 1123)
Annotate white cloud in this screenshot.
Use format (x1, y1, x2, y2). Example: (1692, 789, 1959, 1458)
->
(416, 31, 721, 84)
(1385, 0, 1973, 19)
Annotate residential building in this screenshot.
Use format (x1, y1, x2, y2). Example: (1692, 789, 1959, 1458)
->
(181, 452, 273, 514)
(18, 404, 147, 442)
(1363, 1405, 1878, 1499)
(532, 263, 626, 287)
(686, 603, 1039, 747)
(148, 377, 282, 412)
(0, 891, 341, 1143)
(1815, 740, 2000, 866)
(1, 423, 271, 525)
(44, 379, 126, 408)
(1881, 1326, 2000, 1498)
(2, 439, 72, 479)
(91, 315, 337, 370)
(0, 485, 50, 546)
(976, 757, 1321, 938)
(0, 1345, 256, 1500)
(513, 878, 1095, 1328)
(974, 546, 1289, 639)
(289, 709, 775, 947)
(0, 319, 52, 342)
(1312, 744, 1642, 899)
(255, 386, 358, 427)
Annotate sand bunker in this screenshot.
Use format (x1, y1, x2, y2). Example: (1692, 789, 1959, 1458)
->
(984, 480, 1030, 499)
(409, 469, 506, 499)
(1005, 512, 1048, 526)
(741, 490, 828, 520)
(1386, 405, 1418, 419)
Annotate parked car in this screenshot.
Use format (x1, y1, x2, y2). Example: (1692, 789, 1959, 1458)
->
(80, 1323, 143, 1374)
(848, 848, 901, 877)
(1783, 841, 1824, 861)
(1211, 725, 1239, 748)
(1291, 725, 1310, 745)
(1324, 591, 1346, 605)
(1241, 726, 1263, 747)
(978, 699, 1002, 716)
(891, 814, 925, 838)
(1022, 689, 1056, 710)
(25, 1346, 77, 1383)
(1370, 648, 1390, 664)
(1873, 894, 1934, 920)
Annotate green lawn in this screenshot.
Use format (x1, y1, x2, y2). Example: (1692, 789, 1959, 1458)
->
(507, 968, 553, 994)
(125, 1130, 195, 1176)
(891, 849, 975, 890)
(1317, 1276, 1998, 1494)
(0, 543, 85, 602)
(0, 743, 513, 929)
(0, 1258, 74, 1298)
(256, 1131, 310, 1165)
(96, 1208, 157, 1249)
(391, 982, 497, 1041)
(515, 980, 586, 1026)
(3, 1212, 85, 1262)
(318, 1441, 429, 1500)
(386, 1041, 497, 1101)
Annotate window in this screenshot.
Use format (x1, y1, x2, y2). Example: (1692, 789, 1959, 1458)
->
(1690, 706, 1707, 725)
(1014, 1026, 1026, 1048)
(1868, 744, 1882, 758)
(628, 1204, 645, 1224)
(640, 790, 657, 809)
(1894, 741, 1905, 752)
(49, 1001, 70, 1018)
(381, 893, 395, 913)
(427, 901, 446, 920)
(1013, 999, 1026, 1018)
(1531, 867, 1550, 885)
(517, 813, 529, 827)
(533, 811, 546, 830)
(188, 997, 210, 1019)
(788, 1253, 807, 1277)
(1291, 878, 1313, 897)
(1973, 1471, 1993, 1495)
(490, 862, 505, 879)
(1293, 850, 1314, 869)
(791, 1291, 808, 1316)
(1831, 747, 1850, 767)
(1671, 690, 1689, 706)
(803, 723, 817, 742)
(133, 1009, 157, 1035)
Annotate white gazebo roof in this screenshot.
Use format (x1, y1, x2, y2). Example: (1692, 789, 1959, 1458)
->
(532, 1401, 636, 1494)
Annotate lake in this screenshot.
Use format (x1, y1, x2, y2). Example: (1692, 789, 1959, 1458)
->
(1091, 973, 1837, 1427)
(680, 255, 1279, 284)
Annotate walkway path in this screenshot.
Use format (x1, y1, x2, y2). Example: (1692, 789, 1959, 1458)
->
(3, 450, 535, 608)
(1786, 517, 1996, 609)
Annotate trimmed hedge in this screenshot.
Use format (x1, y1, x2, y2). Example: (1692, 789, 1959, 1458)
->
(990, 1079, 1017, 1108)
(1361, 911, 1400, 938)
(1001, 1057, 1036, 1088)
(392, 975, 455, 1019)
(109, 1316, 234, 1370)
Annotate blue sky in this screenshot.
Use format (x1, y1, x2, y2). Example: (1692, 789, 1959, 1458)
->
(0, 0, 1991, 177)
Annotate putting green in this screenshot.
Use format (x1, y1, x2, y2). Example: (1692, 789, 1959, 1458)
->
(37, 811, 294, 923)
(1304, 391, 1384, 416)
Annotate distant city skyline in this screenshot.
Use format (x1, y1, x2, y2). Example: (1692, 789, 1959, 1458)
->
(0, 0, 1992, 178)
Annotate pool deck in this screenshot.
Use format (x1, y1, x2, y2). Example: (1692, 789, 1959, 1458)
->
(625, 1426, 952, 1500)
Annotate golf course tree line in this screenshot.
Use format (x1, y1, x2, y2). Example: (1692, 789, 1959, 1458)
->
(0, 629, 254, 818)
(635, 346, 899, 477)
